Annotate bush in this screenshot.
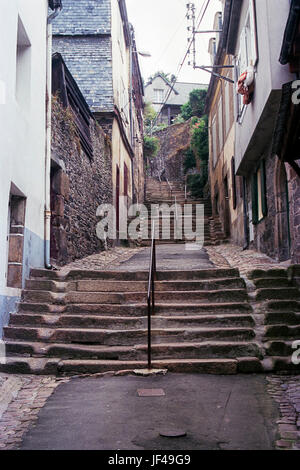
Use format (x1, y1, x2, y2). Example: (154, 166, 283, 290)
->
(143, 135, 160, 160)
(187, 166, 208, 199)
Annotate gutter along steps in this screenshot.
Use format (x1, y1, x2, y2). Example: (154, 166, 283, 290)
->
(0, 267, 262, 375)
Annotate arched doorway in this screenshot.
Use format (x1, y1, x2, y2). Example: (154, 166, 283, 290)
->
(275, 159, 291, 261)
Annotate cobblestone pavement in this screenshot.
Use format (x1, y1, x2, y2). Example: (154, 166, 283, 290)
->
(267, 376, 300, 450)
(206, 243, 290, 277)
(56, 246, 144, 274)
(0, 373, 69, 449)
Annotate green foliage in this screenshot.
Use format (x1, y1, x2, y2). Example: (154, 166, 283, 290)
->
(147, 71, 176, 85)
(190, 115, 209, 163)
(144, 102, 157, 135)
(183, 148, 196, 174)
(187, 167, 208, 199)
(180, 89, 207, 121)
(143, 135, 160, 160)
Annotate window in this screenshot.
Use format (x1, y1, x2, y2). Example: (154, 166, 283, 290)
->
(236, 0, 258, 118)
(252, 160, 267, 224)
(16, 16, 31, 109)
(224, 80, 231, 136)
(154, 89, 164, 103)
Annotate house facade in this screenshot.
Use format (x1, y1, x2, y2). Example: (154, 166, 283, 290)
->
(145, 74, 207, 125)
(207, 0, 300, 263)
(0, 0, 54, 336)
(206, 7, 244, 244)
(52, 0, 144, 222)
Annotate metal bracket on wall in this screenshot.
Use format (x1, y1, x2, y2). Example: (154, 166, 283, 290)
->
(193, 65, 235, 84)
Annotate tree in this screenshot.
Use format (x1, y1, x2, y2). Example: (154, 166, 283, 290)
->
(180, 89, 207, 121)
(147, 71, 176, 85)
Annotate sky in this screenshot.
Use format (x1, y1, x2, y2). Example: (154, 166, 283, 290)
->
(126, 0, 222, 85)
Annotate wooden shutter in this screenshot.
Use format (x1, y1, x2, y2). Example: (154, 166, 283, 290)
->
(249, 0, 258, 66)
(251, 173, 258, 225)
(260, 160, 268, 217)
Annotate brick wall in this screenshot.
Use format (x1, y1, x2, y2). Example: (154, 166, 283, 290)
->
(51, 98, 113, 265)
(147, 121, 191, 182)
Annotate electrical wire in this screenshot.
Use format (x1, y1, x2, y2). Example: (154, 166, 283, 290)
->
(152, 0, 211, 127)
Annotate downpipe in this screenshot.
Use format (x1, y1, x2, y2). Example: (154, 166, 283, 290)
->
(44, 5, 62, 269)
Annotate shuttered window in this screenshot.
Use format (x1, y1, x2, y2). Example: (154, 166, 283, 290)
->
(252, 160, 267, 225)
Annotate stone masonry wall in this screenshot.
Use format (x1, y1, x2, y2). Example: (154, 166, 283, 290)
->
(147, 121, 191, 183)
(51, 97, 113, 265)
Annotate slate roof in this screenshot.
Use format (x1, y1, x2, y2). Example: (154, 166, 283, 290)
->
(52, 0, 111, 36)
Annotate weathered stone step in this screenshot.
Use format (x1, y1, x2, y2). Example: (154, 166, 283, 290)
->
(5, 340, 262, 361)
(75, 278, 246, 292)
(256, 287, 300, 301)
(66, 289, 248, 304)
(9, 313, 255, 329)
(265, 300, 300, 311)
(248, 269, 288, 280)
(18, 301, 252, 316)
(30, 268, 240, 281)
(4, 326, 255, 345)
(265, 311, 300, 325)
(264, 324, 300, 339)
(264, 340, 299, 357)
(23, 288, 248, 304)
(0, 357, 240, 375)
(253, 278, 291, 288)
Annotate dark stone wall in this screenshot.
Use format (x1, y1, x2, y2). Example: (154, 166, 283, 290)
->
(51, 97, 113, 265)
(147, 121, 191, 183)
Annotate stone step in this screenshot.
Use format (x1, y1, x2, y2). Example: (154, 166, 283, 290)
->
(29, 268, 240, 281)
(253, 278, 291, 289)
(256, 287, 300, 301)
(4, 326, 255, 345)
(61, 288, 248, 304)
(265, 300, 300, 311)
(74, 278, 246, 292)
(264, 324, 300, 339)
(264, 311, 300, 325)
(9, 313, 255, 329)
(0, 356, 242, 375)
(264, 340, 298, 357)
(248, 269, 288, 280)
(18, 301, 252, 315)
(5, 340, 262, 361)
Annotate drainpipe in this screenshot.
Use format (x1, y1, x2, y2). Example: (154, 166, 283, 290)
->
(129, 25, 135, 205)
(45, 2, 62, 269)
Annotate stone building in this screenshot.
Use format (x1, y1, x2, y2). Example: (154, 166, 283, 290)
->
(205, 6, 243, 244)
(144, 74, 207, 125)
(51, 53, 113, 265)
(0, 1, 60, 336)
(206, 0, 300, 263)
(52, 0, 145, 224)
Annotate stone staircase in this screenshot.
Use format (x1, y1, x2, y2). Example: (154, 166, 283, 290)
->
(0, 266, 262, 376)
(139, 179, 226, 246)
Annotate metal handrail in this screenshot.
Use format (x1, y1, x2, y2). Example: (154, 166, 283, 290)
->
(165, 176, 173, 200)
(147, 220, 156, 369)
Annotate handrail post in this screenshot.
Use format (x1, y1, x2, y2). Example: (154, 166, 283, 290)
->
(147, 220, 156, 370)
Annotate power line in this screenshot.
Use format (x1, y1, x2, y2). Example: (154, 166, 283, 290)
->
(152, 0, 211, 128)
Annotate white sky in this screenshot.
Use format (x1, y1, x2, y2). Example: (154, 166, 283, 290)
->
(126, 0, 222, 85)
